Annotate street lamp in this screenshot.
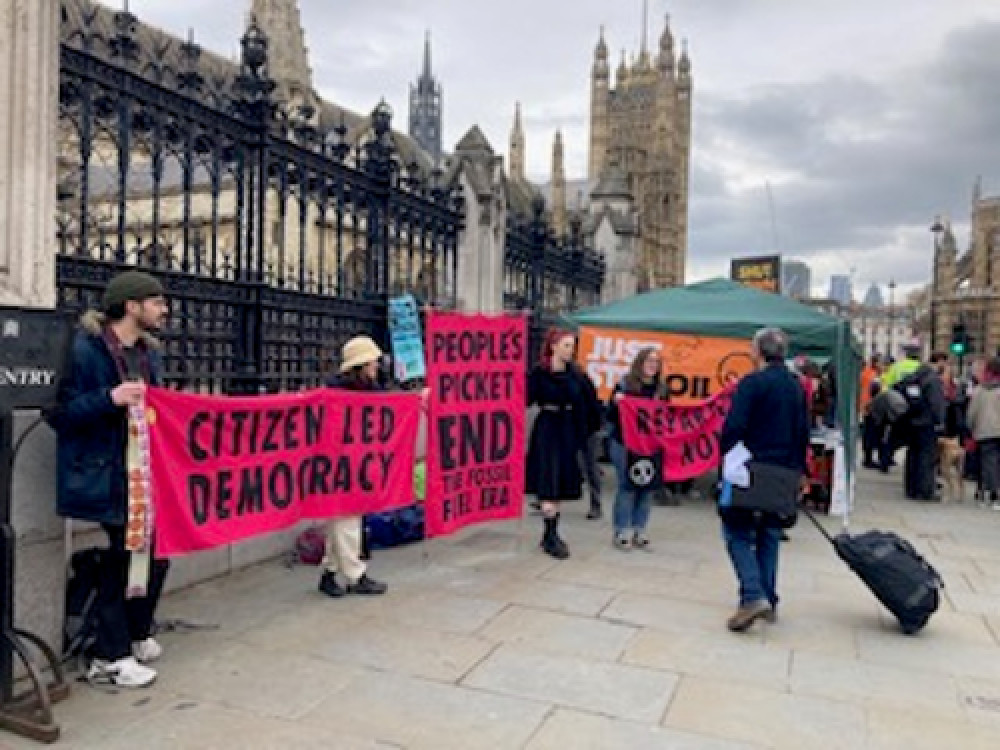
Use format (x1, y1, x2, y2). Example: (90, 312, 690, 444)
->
(930, 217, 944, 353)
(888, 279, 897, 359)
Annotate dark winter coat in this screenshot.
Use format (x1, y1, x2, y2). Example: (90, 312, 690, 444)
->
(904, 365, 947, 430)
(525, 365, 594, 501)
(718, 360, 810, 528)
(48, 311, 163, 525)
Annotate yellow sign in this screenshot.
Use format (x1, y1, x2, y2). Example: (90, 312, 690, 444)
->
(731, 255, 781, 294)
(577, 326, 756, 403)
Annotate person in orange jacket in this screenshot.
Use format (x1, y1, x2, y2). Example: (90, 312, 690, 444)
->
(860, 355, 883, 468)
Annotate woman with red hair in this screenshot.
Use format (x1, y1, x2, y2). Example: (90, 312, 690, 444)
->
(526, 328, 600, 559)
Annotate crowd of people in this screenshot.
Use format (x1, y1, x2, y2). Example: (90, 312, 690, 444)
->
(862, 341, 1000, 508)
(522, 325, 811, 632)
(51, 270, 992, 690)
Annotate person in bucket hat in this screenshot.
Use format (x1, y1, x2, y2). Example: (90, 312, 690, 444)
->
(317, 336, 389, 598)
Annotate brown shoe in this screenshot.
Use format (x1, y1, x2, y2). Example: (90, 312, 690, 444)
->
(727, 600, 772, 632)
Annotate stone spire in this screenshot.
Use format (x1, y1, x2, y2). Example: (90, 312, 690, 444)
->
(422, 29, 432, 79)
(595, 24, 609, 63)
(657, 13, 675, 76)
(409, 30, 443, 162)
(249, 0, 313, 94)
(638, 0, 651, 68)
(551, 130, 567, 237)
(617, 49, 630, 87)
(509, 102, 526, 181)
(588, 26, 611, 180)
(678, 38, 692, 78)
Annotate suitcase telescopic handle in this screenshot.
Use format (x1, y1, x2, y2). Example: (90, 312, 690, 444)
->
(800, 503, 837, 546)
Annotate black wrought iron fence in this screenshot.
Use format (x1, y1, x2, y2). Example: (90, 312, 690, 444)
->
(56, 1, 464, 393)
(504, 196, 605, 365)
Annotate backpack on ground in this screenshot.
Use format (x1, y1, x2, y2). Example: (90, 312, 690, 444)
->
(294, 526, 326, 566)
(364, 504, 425, 550)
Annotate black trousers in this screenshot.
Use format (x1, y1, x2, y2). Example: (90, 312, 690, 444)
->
(879, 422, 902, 471)
(93, 525, 170, 661)
(862, 415, 880, 465)
(579, 433, 602, 507)
(904, 425, 938, 500)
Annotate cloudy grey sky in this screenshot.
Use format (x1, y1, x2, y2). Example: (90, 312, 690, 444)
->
(127, 0, 1000, 299)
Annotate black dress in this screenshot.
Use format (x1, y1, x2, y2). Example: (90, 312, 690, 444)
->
(526, 366, 589, 501)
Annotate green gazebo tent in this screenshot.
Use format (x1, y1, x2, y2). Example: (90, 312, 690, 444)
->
(570, 278, 863, 508)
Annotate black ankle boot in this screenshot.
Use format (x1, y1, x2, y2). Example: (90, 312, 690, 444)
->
(318, 571, 345, 598)
(540, 516, 554, 547)
(586, 498, 602, 520)
(541, 514, 570, 559)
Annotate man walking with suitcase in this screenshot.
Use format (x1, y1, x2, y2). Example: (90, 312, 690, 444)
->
(718, 328, 810, 632)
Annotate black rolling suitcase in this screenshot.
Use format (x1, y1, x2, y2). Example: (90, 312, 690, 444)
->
(802, 508, 944, 635)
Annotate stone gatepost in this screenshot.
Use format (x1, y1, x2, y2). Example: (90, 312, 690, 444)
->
(454, 164, 507, 314)
(0, 0, 65, 655)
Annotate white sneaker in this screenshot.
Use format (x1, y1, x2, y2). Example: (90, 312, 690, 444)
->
(87, 656, 157, 688)
(133, 637, 163, 664)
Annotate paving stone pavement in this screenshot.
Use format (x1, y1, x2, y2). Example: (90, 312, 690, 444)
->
(6, 467, 1000, 749)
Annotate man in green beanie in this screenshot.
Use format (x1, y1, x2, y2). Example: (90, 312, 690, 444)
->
(49, 270, 169, 688)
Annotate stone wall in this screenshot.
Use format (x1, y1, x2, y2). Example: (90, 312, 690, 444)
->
(2, 0, 64, 660)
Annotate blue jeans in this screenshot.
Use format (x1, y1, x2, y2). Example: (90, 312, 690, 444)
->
(609, 440, 653, 536)
(722, 522, 782, 607)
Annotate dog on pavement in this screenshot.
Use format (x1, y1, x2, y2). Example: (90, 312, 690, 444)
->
(937, 436, 966, 503)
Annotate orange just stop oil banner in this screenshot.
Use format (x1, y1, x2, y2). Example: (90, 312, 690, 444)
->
(577, 325, 755, 403)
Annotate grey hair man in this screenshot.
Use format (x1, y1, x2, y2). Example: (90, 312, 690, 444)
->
(717, 327, 811, 632)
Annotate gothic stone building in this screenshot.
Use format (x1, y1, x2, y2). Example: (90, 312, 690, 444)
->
(58, 0, 602, 323)
(588, 12, 692, 291)
(506, 8, 692, 304)
(932, 184, 1000, 359)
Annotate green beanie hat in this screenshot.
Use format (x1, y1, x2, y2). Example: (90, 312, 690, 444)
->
(102, 271, 165, 312)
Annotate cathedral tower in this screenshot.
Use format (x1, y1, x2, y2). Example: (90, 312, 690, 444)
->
(673, 39, 693, 285)
(250, 0, 313, 98)
(509, 102, 525, 181)
(588, 27, 610, 181)
(409, 31, 443, 163)
(932, 217, 958, 352)
(586, 6, 692, 289)
(551, 130, 567, 237)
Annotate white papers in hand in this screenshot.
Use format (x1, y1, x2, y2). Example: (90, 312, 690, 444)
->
(723, 442, 752, 488)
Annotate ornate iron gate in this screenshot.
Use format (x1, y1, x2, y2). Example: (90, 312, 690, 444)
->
(56, 2, 463, 393)
(504, 197, 605, 362)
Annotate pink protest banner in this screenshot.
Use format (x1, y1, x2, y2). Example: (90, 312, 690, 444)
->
(424, 312, 527, 538)
(619, 385, 736, 481)
(145, 387, 420, 556)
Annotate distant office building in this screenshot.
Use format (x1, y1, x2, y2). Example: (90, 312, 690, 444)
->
(781, 260, 811, 299)
(862, 282, 884, 308)
(829, 274, 853, 306)
(852, 306, 916, 361)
